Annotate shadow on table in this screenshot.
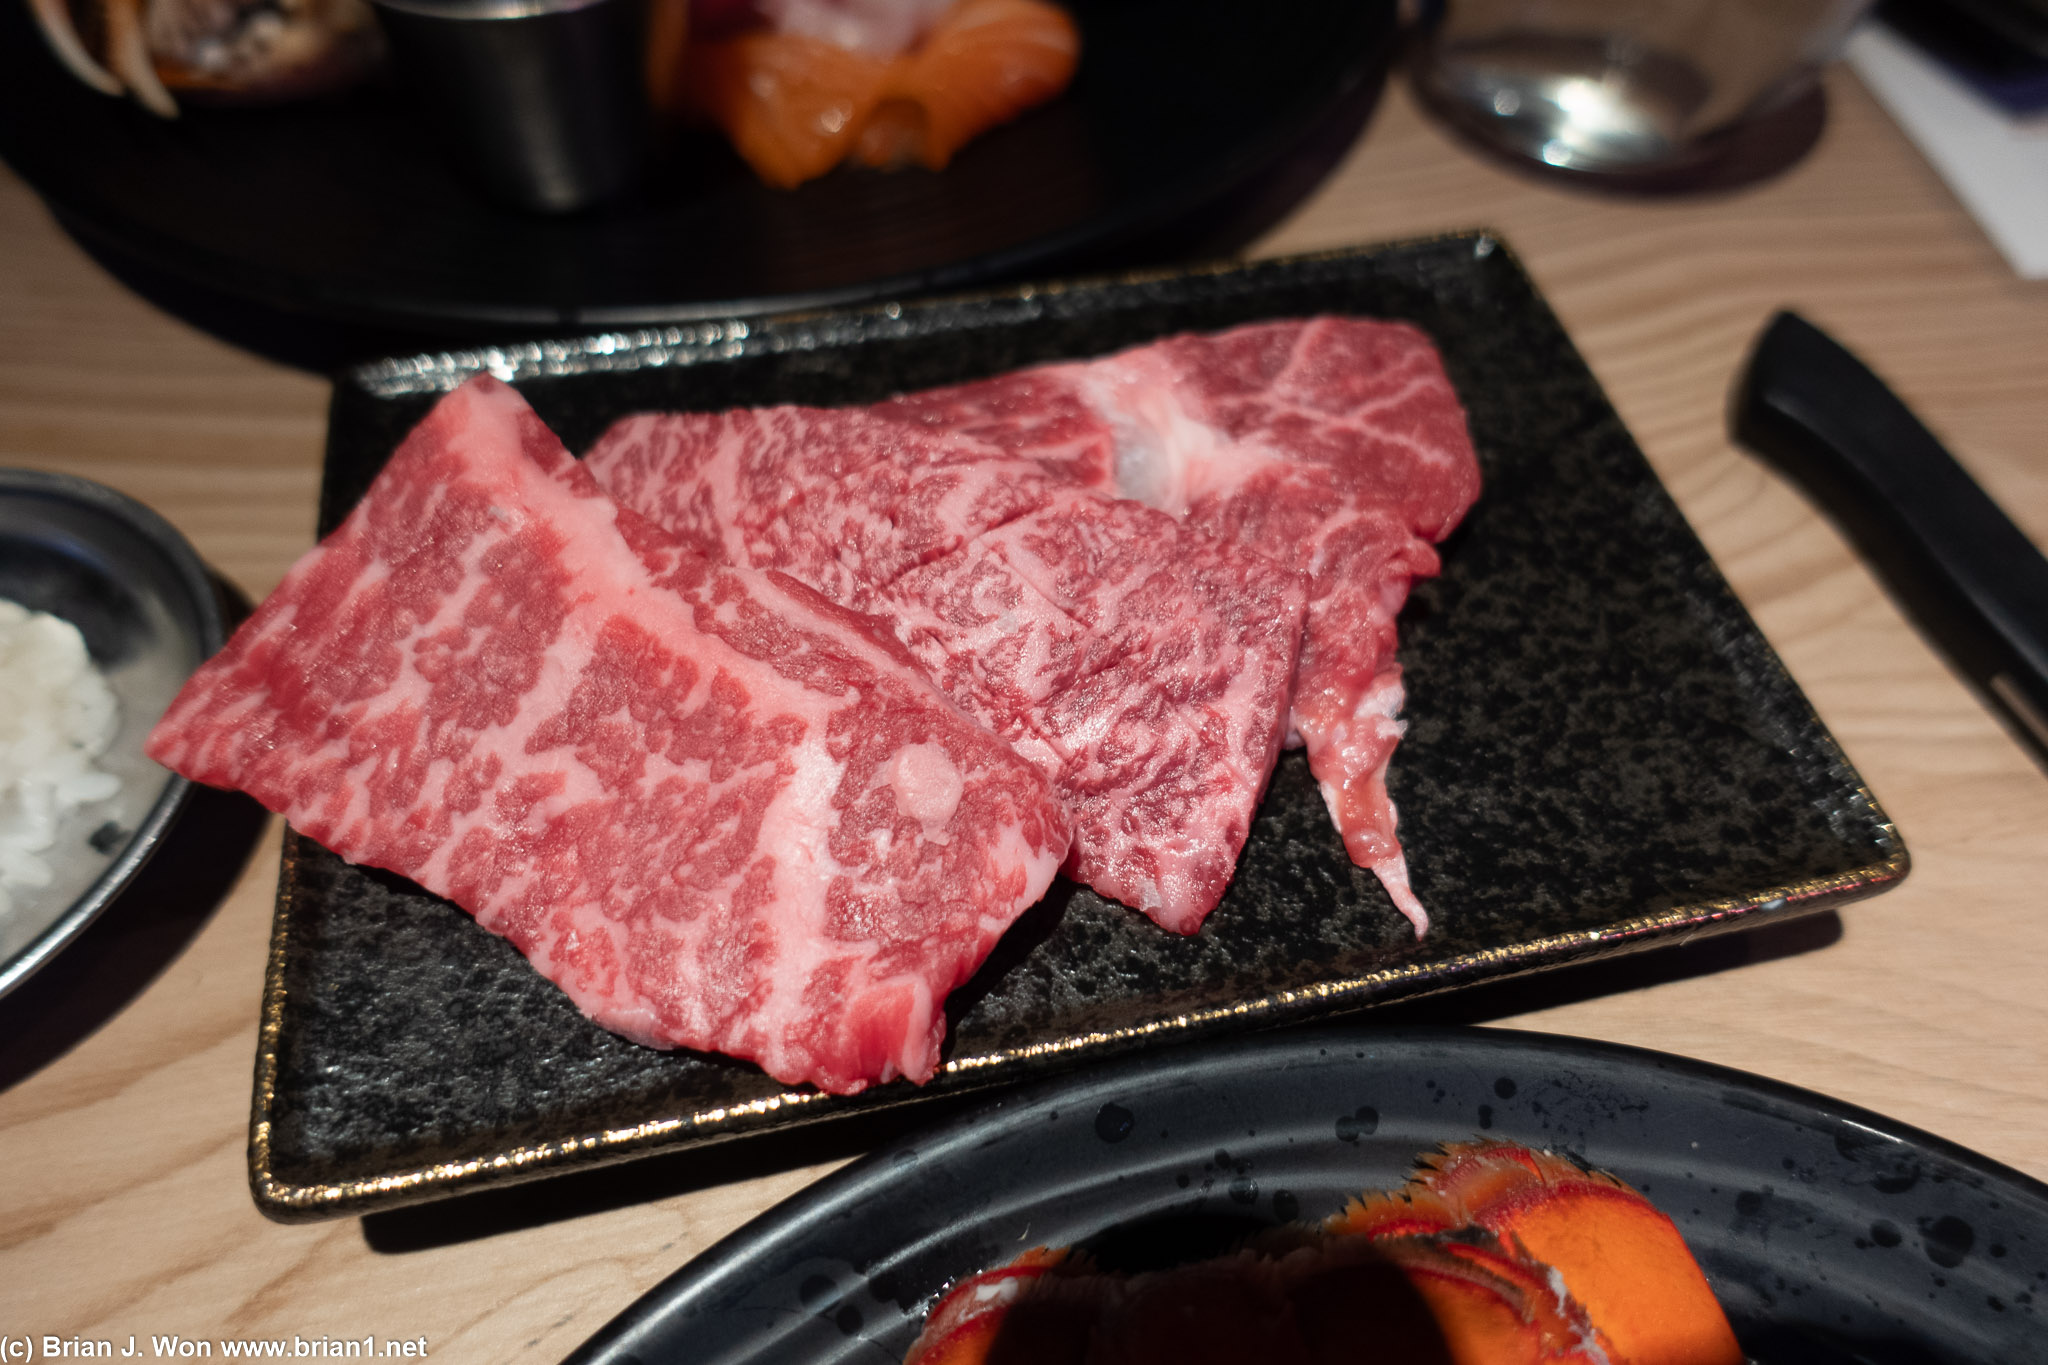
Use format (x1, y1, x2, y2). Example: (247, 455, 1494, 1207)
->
(360, 1087, 990, 1254)
(0, 780, 270, 1093)
(1368, 907, 1844, 1025)
(359, 907, 1842, 1255)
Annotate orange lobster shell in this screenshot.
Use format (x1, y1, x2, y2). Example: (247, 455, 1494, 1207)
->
(904, 1141, 1744, 1365)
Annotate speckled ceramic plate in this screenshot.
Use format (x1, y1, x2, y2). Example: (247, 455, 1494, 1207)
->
(249, 234, 1905, 1221)
(0, 469, 224, 999)
(562, 1026, 2048, 1365)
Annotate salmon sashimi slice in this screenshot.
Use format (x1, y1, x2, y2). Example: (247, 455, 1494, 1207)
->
(681, 0, 1079, 187)
(854, 0, 1081, 171)
(680, 29, 893, 188)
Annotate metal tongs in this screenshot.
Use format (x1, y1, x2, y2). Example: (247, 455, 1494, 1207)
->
(1734, 311, 2048, 762)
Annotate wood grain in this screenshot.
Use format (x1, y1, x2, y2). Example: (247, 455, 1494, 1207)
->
(2, 58, 2045, 1363)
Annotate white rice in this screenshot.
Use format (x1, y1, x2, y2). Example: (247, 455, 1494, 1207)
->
(0, 599, 122, 919)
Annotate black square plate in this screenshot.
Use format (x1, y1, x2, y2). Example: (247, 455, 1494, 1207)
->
(250, 233, 1905, 1220)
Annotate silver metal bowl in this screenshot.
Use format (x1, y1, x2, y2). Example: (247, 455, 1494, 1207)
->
(368, 0, 653, 212)
(0, 469, 225, 999)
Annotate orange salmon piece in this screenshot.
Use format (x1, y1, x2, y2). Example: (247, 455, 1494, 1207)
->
(854, 0, 1080, 171)
(684, 29, 893, 188)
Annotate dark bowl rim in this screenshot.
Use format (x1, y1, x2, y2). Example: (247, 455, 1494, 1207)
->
(562, 1022, 2048, 1365)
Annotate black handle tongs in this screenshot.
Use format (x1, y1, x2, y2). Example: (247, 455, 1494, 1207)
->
(1733, 310, 2048, 763)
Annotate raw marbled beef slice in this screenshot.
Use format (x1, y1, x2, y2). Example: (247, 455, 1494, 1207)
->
(585, 409, 1305, 931)
(883, 318, 1481, 935)
(147, 375, 1067, 1094)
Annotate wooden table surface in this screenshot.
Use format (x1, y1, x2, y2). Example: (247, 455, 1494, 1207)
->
(3, 57, 2045, 1362)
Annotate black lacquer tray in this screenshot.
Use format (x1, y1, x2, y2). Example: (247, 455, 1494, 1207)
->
(566, 1027, 2046, 1364)
(250, 233, 1906, 1220)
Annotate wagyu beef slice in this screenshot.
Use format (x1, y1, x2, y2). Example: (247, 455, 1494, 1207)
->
(147, 376, 1068, 1095)
(585, 407, 1306, 932)
(882, 318, 1481, 935)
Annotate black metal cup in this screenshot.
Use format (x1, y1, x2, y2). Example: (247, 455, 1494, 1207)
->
(370, 0, 652, 213)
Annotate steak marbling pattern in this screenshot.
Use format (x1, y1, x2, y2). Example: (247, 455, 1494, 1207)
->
(147, 376, 1069, 1094)
(585, 407, 1306, 933)
(875, 318, 1481, 934)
